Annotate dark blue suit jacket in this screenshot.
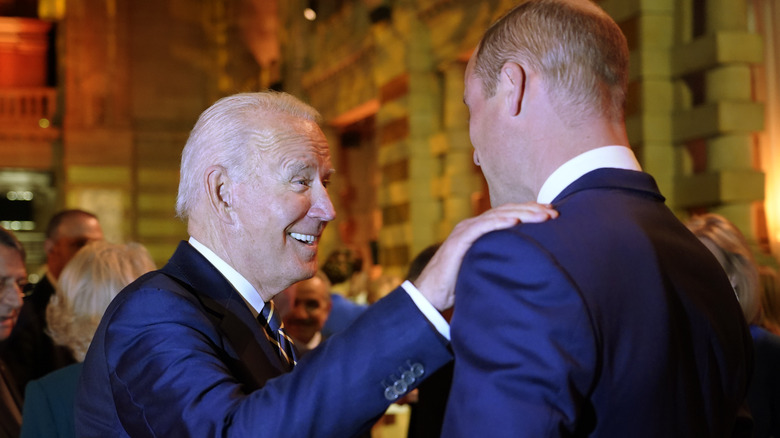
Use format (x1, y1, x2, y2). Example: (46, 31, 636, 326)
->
(443, 169, 753, 437)
(747, 325, 780, 438)
(75, 242, 451, 437)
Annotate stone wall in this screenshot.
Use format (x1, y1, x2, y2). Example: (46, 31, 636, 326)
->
(288, 0, 771, 278)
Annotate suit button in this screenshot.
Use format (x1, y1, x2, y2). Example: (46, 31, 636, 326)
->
(392, 380, 408, 395)
(402, 370, 416, 385)
(410, 362, 424, 377)
(384, 386, 399, 401)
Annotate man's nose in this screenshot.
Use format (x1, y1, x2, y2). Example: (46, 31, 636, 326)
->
(309, 188, 336, 222)
(1, 285, 23, 309)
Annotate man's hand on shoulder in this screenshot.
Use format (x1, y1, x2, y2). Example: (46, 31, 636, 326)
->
(413, 202, 558, 310)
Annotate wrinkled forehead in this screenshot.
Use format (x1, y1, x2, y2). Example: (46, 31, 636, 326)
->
(251, 116, 332, 169)
(0, 245, 24, 274)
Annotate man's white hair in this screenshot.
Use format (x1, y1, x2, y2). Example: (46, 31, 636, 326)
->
(175, 91, 322, 221)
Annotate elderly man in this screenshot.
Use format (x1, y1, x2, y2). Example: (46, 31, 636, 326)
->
(442, 1, 753, 437)
(75, 91, 557, 437)
(0, 227, 28, 437)
(282, 271, 332, 356)
(1, 209, 103, 394)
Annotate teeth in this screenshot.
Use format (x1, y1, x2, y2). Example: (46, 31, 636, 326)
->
(290, 232, 317, 244)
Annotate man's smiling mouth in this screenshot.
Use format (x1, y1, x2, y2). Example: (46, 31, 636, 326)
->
(289, 232, 317, 245)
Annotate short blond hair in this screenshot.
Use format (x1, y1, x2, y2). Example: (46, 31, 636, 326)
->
(474, 0, 628, 124)
(47, 241, 156, 361)
(685, 213, 761, 325)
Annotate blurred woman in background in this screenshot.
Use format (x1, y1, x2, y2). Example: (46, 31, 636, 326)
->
(686, 213, 780, 438)
(20, 241, 155, 438)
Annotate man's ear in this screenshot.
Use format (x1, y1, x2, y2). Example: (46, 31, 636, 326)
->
(500, 62, 526, 117)
(205, 165, 234, 224)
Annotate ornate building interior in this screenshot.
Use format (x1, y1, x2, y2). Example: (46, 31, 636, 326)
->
(1, 0, 778, 435)
(0, 0, 778, 284)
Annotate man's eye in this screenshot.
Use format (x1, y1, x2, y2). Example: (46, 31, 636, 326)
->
(322, 179, 331, 188)
(294, 179, 311, 187)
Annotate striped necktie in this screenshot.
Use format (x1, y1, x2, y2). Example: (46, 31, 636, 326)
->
(258, 301, 297, 369)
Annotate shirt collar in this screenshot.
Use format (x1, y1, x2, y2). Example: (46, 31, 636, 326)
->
(188, 236, 266, 316)
(536, 146, 642, 204)
(304, 331, 323, 350)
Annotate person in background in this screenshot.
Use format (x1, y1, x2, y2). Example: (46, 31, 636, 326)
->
(321, 249, 368, 338)
(686, 213, 780, 438)
(74, 91, 558, 437)
(442, 0, 752, 436)
(1, 210, 103, 394)
(0, 227, 29, 438)
(19, 241, 154, 438)
(281, 271, 332, 356)
(758, 266, 780, 336)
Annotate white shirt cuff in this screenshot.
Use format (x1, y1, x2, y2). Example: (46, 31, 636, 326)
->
(400, 280, 450, 341)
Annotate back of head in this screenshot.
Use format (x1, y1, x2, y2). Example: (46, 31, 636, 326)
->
(176, 91, 322, 221)
(322, 249, 358, 285)
(47, 241, 156, 361)
(685, 213, 761, 325)
(406, 243, 441, 283)
(474, 0, 628, 124)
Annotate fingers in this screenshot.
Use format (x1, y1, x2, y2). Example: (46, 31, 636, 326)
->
(449, 202, 558, 244)
(484, 202, 559, 224)
(413, 202, 558, 310)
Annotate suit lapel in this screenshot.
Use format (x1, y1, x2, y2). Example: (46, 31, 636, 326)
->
(160, 242, 290, 382)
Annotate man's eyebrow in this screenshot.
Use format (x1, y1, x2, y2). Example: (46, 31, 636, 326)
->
(282, 159, 313, 174)
(282, 160, 335, 178)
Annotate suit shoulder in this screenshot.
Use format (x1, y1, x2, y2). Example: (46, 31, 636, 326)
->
(103, 271, 202, 324)
(466, 223, 554, 262)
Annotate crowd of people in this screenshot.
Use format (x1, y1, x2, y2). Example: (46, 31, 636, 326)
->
(0, 0, 778, 437)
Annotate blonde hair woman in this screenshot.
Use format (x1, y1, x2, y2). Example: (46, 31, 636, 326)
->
(686, 213, 780, 438)
(685, 213, 762, 325)
(20, 241, 155, 438)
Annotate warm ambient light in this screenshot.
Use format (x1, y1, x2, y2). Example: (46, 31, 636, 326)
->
(39, 118, 50, 128)
(303, 8, 317, 21)
(6, 191, 34, 201)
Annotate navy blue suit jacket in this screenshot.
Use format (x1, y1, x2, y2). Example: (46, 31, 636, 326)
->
(443, 169, 753, 437)
(75, 242, 451, 437)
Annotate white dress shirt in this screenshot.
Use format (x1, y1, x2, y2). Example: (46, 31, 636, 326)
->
(536, 146, 642, 204)
(188, 237, 451, 340)
(189, 237, 265, 318)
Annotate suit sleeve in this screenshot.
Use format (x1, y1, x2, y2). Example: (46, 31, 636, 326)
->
(20, 379, 57, 438)
(103, 286, 451, 438)
(442, 228, 598, 437)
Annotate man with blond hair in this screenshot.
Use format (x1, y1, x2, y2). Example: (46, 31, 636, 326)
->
(443, 0, 753, 436)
